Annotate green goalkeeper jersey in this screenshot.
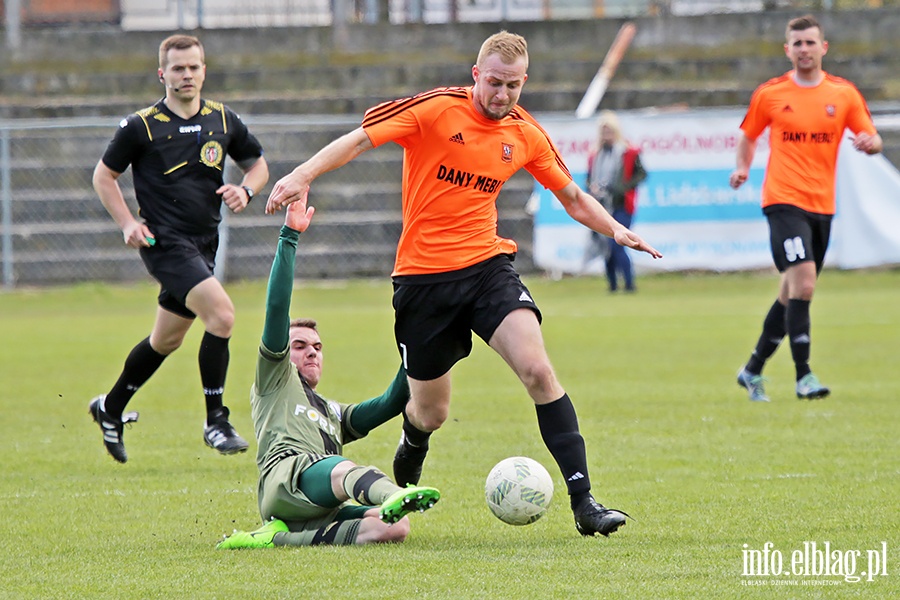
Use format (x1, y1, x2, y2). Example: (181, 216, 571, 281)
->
(251, 225, 408, 477)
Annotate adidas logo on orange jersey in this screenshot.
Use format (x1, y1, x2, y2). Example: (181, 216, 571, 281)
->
(449, 132, 465, 144)
(782, 105, 793, 112)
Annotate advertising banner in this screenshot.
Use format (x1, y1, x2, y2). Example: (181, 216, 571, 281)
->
(532, 109, 900, 274)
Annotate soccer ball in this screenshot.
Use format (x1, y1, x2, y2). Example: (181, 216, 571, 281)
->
(484, 456, 554, 526)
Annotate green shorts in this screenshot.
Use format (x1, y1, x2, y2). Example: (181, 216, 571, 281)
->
(257, 454, 370, 531)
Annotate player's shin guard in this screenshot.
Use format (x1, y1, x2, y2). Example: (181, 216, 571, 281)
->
(342, 465, 397, 505)
(746, 299, 786, 374)
(787, 299, 812, 380)
(535, 394, 591, 504)
(401, 411, 432, 449)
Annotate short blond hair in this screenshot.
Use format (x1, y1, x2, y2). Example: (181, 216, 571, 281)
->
(597, 110, 623, 144)
(158, 34, 204, 69)
(476, 31, 529, 69)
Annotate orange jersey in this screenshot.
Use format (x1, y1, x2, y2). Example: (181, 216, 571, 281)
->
(740, 71, 876, 215)
(362, 86, 572, 276)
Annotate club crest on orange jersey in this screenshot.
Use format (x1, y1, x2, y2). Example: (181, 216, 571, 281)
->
(200, 140, 224, 168)
(825, 104, 836, 117)
(501, 142, 513, 163)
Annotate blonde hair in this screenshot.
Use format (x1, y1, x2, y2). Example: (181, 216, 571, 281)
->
(158, 34, 204, 69)
(476, 31, 529, 69)
(596, 110, 623, 145)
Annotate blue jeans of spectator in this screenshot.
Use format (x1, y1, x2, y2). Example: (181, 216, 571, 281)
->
(606, 208, 634, 291)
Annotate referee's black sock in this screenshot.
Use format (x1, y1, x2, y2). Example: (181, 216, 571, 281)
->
(104, 336, 166, 419)
(746, 299, 786, 374)
(787, 299, 812, 380)
(199, 331, 230, 415)
(535, 394, 592, 509)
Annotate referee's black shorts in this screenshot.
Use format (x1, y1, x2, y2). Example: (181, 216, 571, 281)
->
(139, 225, 219, 319)
(764, 204, 832, 273)
(392, 254, 542, 381)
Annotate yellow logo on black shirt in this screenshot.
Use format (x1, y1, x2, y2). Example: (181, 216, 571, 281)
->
(200, 140, 223, 168)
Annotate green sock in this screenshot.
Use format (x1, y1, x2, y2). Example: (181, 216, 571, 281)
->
(342, 465, 399, 505)
(273, 520, 362, 546)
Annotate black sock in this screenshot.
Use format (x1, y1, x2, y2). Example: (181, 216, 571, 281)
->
(401, 411, 431, 449)
(199, 331, 229, 415)
(104, 337, 166, 419)
(535, 394, 591, 502)
(786, 299, 812, 380)
(746, 299, 786, 374)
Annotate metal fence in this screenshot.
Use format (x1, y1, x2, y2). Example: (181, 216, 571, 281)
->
(0, 115, 535, 289)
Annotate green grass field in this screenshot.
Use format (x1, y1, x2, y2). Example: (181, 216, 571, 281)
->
(1, 269, 897, 599)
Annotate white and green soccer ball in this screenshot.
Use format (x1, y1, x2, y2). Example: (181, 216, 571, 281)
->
(485, 456, 554, 526)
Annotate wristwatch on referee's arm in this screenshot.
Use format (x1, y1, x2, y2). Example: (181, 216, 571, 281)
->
(241, 185, 255, 203)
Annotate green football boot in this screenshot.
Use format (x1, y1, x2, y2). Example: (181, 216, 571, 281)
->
(216, 518, 289, 549)
(379, 485, 441, 524)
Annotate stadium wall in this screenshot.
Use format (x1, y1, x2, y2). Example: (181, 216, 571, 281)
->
(4, 9, 900, 66)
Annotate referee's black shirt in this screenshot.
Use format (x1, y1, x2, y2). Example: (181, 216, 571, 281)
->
(101, 98, 263, 235)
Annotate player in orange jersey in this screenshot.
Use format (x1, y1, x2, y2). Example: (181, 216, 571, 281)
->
(730, 15, 882, 402)
(268, 31, 662, 537)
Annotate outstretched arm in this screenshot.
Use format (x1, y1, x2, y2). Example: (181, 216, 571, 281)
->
(347, 365, 410, 436)
(261, 203, 316, 354)
(266, 127, 374, 215)
(553, 181, 662, 258)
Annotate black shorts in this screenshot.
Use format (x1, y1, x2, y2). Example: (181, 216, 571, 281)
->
(764, 204, 832, 273)
(139, 226, 219, 319)
(391, 254, 542, 381)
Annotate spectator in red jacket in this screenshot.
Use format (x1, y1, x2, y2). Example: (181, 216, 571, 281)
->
(585, 111, 647, 292)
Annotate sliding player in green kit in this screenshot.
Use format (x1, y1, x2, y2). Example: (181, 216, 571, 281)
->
(217, 202, 439, 549)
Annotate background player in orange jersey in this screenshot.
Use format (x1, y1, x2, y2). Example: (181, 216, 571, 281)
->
(268, 31, 662, 537)
(730, 15, 882, 403)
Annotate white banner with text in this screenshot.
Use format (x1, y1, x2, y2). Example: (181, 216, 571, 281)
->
(532, 109, 900, 273)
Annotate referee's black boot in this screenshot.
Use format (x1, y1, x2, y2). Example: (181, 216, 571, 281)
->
(203, 406, 249, 455)
(88, 395, 136, 464)
(392, 433, 429, 487)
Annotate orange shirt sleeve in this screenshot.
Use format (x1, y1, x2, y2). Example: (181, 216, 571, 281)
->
(844, 85, 877, 137)
(739, 76, 780, 141)
(517, 112, 573, 191)
(363, 87, 461, 149)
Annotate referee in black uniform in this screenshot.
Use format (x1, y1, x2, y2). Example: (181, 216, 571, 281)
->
(89, 34, 269, 463)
